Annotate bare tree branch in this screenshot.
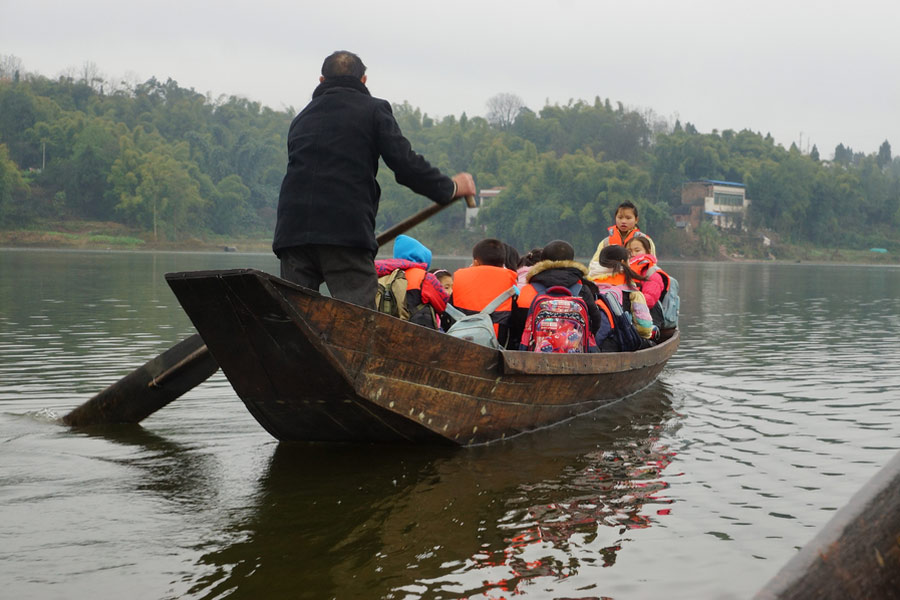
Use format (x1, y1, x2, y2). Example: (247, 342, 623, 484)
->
(486, 93, 525, 129)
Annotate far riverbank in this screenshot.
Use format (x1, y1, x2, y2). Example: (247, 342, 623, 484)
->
(0, 220, 896, 266)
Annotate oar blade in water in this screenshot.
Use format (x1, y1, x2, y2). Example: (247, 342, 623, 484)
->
(63, 334, 218, 427)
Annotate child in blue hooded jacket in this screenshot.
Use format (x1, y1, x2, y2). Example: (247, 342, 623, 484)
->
(374, 235, 449, 329)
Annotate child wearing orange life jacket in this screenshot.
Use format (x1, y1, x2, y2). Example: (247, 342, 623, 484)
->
(515, 247, 543, 287)
(509, 240, 604, 352)
(628, 238, 680, 334)
(430, 268, 453, 295)
(587, 201, 655, 281)
(626, 236, 664, 305)
(591, 245, 655, 345)
(375, 235, 449, 329)
(448, 238, 518, 346)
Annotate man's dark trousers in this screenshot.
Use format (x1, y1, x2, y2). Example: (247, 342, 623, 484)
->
(279, 244, 377, 309)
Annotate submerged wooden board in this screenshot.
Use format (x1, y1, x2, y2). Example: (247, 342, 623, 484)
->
(165, 268, 678, 445)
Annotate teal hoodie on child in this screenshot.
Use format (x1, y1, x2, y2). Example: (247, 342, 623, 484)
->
(392, 234, 432, 267)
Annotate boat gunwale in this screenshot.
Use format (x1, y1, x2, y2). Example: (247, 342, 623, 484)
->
(166, 268, 679, 377)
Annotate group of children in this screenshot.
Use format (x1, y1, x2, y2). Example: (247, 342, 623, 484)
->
(376, 201, 677, 353)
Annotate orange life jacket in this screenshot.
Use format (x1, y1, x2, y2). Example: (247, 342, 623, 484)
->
(404, 267, 425, 291)
(605, 225, 655, 254)
(516, 280, 578, 307)
(515, 283, 538, 309)
(519, 281, 601, 315)
(591, 271, 631, 325)
(452, 265, 517, 335)
(607, 225, 639, 248)
(630, 258, 672, 297)
(595, 295, 615, 328)
(591, 271, 628, 287)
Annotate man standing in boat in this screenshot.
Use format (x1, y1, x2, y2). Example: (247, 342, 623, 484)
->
(273, 50, 476, 308)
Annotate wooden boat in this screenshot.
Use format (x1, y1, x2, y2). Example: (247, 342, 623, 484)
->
(165, 268, 679, 446)
(755, 448, 900, 599)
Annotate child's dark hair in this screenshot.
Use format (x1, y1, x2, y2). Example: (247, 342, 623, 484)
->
(615, 201, 638, 219)
(517, 247, 543, 269)
(472, 238, 506, 267)
(598, 244, 645, 288)
(503, 243, 520, 271)
(541, 240, 575, 262)
(430, 268, 452, 279)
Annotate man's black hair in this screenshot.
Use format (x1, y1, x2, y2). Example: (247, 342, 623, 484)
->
(322, 51, 367, 79)
(541, 240, 575, 262)
(472, 238, 506, 267)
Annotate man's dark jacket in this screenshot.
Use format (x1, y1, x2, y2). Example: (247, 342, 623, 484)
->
(273, 76, 454, 256)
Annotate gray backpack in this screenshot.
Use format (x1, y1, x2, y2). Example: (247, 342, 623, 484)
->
(442, 286, 518, 349)
(646, 265, 680, 330)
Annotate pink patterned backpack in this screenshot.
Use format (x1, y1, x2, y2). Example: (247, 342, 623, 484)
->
(520, 283, 598, 353)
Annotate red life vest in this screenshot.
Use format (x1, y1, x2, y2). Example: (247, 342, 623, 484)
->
(452, 266, 517, 335)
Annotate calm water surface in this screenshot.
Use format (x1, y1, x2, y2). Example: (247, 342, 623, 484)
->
(1, 249, 899, 600)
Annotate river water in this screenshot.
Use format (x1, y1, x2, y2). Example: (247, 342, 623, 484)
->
(1, 248, 899, 600)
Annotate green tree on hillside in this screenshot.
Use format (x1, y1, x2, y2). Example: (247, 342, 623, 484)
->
(1, 66, 898, 254)
(0, 144, 30, 224)
(877, 140, 892, 170)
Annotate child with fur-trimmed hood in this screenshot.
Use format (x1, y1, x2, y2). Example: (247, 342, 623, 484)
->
(508, 240, 604, 348)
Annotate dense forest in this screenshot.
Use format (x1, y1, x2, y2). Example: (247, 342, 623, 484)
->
(1, 57, 898, 257)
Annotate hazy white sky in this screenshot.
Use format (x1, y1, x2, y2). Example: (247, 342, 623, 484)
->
(3, 0, 898, 159)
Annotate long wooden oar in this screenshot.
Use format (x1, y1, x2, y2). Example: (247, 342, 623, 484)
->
(376, 195, 475, 245)
(64, 195, 475, 427)
(63, 334, 217, 427)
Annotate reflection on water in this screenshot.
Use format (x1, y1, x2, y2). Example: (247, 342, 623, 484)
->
(412, 388, 677, 600)
(2, 251, 900, 599)
(188, 444, 455, 599)
(186, 388, 677, 600)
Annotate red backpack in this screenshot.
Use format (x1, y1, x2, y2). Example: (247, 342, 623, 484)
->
(520, 283, 599, 353)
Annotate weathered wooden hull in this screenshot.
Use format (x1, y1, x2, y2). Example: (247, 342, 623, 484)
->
(755, 449, 900, 599)
(165, 268, 679, 445)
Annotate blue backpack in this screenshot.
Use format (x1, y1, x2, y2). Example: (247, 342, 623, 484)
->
(647, 266, 679, 330)
(599, 291, 644, 352)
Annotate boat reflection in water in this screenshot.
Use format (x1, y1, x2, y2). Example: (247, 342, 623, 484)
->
(186, 384, 679, 599)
